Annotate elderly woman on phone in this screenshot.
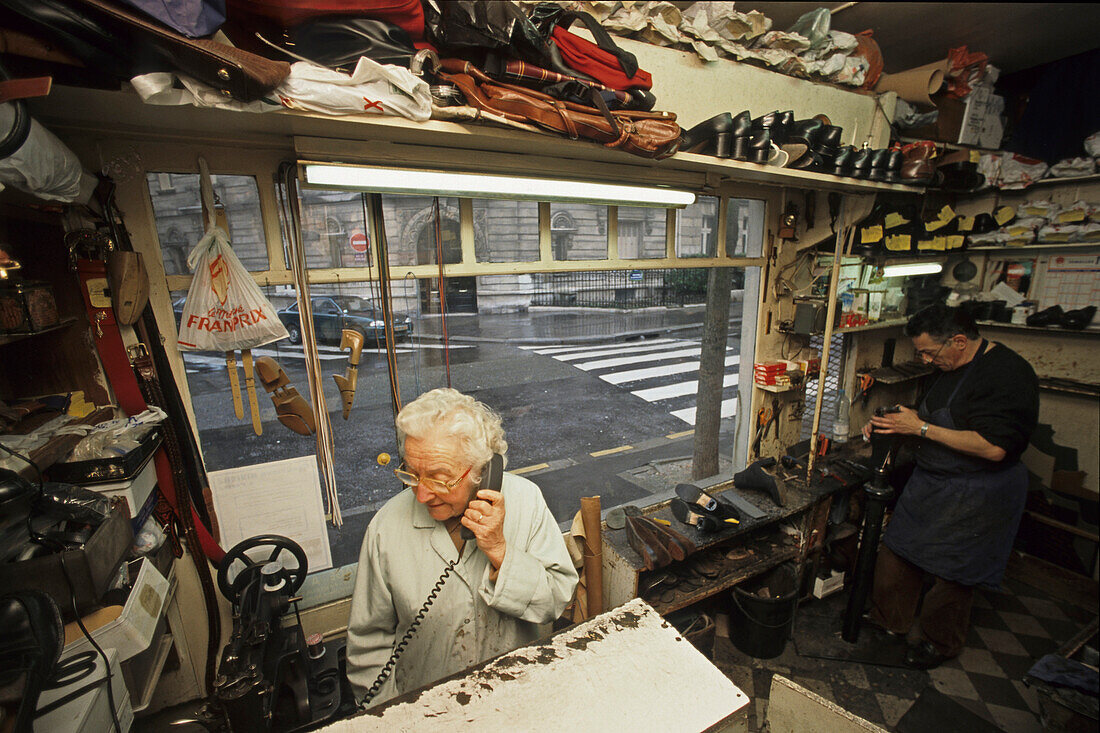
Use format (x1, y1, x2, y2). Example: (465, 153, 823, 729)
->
(345, 388, 577, 706)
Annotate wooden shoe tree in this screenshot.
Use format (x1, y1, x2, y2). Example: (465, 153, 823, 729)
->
(254, 356, 316, 435)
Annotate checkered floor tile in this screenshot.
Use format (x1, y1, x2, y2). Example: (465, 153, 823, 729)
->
(710, 566, 1096, 731)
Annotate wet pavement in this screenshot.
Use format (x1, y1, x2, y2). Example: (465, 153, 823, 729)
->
(412, 302, 740, 345)
(183, 303, 747, 567)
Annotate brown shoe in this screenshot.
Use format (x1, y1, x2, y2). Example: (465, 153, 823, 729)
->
(900, 141, 941, 186)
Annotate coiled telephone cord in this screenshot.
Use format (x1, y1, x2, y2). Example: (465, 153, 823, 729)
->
(359, 558, 459, 707)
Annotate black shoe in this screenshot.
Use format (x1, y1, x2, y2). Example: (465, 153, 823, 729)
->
(1061, 305, 1096, 330)
(904, 640, 951, 670)
(1026, 305, 1064, 327)
(681, 112, 734, 158)
(674, 483, 741, 522)
(747, 129, 772, 164)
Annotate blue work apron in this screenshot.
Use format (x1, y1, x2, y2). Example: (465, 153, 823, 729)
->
(884, 343, 1027, 589)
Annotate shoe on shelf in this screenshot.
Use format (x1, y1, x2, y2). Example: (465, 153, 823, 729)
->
(900, 140, 939, 185)
(729, 110, 752, 160)
(904, 640, 952, 670)
(1026, 305, 1064, 327)
(868, 148, 891, 181)
(681, 112, 734, 158)
(1060, 305, 1097, 330)
(849, 146, 875, 179)
(883, 149, 904, 183)
(830, 145, 857, 176)
(752, 109, 794, 146)
(747, 129, 772, 164)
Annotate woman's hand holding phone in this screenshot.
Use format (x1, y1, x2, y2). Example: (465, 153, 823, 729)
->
(462, 490, 507, 574)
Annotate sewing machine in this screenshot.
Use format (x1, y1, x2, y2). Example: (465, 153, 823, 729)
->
(212, 535, 350, 732)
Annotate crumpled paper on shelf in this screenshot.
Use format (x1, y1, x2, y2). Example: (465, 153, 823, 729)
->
(979, 153, 1051, 190)
(553, 1, 863, 86)
(1049, 157, 1097, 178)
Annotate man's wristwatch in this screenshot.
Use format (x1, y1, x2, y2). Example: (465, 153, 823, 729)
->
(920, 423, 930, 438)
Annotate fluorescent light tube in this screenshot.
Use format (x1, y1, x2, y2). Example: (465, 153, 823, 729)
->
(301, 164, 696, 208)
(882, 262, 943, 278)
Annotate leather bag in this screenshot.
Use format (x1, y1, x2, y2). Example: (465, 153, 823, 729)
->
(1, 0, 290, 102)
(439, 58, 679, 160)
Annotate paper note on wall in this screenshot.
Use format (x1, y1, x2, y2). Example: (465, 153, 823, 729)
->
(209, 456, 333, 573)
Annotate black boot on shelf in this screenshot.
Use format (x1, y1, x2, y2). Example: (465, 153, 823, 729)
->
(747, 129, 772, 164)
(850, 147, 875, 179)
(883, 149, 904, 183)
(729, 110, 753, 160)
(1026, 305, 1064, 327)
(681, 112, 734, 158)
(1061, 305, 1097, 330)
(868, 148, 891, 181)
(781, 118, 823, 164)
(752, 109, 794, 146)
(831, 145, 857, 176)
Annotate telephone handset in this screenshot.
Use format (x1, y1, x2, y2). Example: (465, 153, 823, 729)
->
(361, 454, 505, 707)
(461, 453, 503, 540)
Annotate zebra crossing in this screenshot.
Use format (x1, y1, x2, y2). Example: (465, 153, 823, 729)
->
(181, 341, 472, 373)
(520, 338, 741, 425)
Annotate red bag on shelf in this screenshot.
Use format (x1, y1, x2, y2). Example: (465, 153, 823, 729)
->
(227, 0, 426, 41)
(550, 25, 652, 91)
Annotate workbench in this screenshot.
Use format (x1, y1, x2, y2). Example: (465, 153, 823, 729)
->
(322, 598, 750, 732)
(602, 465, 852, 614)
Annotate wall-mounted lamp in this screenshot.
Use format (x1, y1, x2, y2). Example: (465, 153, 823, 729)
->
(882, 262, 943, 278)
(0, 247, 21, 280)
(300, 163, 696, 209)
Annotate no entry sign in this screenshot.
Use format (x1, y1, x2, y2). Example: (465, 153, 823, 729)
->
(349, 231, 369, 253)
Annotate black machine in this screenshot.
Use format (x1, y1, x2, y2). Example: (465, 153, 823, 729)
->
(212, 535, 349, 732)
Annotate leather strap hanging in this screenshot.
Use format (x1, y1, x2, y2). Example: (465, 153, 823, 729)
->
(76, 258, 147, 415)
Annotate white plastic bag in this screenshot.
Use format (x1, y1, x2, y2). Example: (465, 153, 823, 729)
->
(276, 58, 432, 122)
(177, 227, 288, 351)
(177, 159, 288, 351)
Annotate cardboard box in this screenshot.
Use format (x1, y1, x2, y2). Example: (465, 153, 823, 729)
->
(63, 558, 169, 661)
(909, 89, 1004, 149)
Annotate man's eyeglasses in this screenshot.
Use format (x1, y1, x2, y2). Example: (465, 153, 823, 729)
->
(916, 339, 949, 362)
(394, 464, 472, 495)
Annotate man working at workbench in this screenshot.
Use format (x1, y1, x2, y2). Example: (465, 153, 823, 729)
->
(861, 304, 1038, 670)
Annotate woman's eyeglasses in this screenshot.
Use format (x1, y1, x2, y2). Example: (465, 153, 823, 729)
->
(394, 465, 472, 495)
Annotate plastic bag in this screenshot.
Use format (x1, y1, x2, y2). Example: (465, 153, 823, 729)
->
(276, 58, 432, 122)
(178, 159, 289, 351)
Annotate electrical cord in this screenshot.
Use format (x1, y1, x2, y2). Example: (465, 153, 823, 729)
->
(1, 442, 122, 732)
(359, 558, 459, 708)
(59, 557, 122, 733)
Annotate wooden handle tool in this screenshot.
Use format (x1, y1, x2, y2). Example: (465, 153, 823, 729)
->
(225, 351, 243, 419)
(242, 348, 262, 435)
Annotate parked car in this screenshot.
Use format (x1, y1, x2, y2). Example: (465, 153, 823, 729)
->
(277, 296, 413, 346)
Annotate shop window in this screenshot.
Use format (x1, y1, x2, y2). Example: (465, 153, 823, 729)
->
(617, 206, 667, 259)
(550, 203, 607, 260)
(675, 195, 719, 258)
(146, 173, 268, 276)
(726, 198, 766, 257)
(472, 199, 540, 263)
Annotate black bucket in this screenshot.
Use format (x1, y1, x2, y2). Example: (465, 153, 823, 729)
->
(728, 563, 799, 659)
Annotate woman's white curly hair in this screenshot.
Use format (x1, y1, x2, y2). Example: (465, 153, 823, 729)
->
(395, 388, 508, 473)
